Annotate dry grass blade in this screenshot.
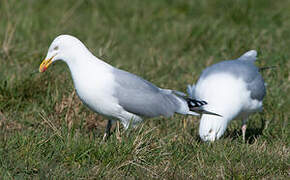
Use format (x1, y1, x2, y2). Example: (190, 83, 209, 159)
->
(65, 90, 76, 130)
(2, 21, 17, 57)
(39, 111, 63, 140)
(58, 0, 84, 25)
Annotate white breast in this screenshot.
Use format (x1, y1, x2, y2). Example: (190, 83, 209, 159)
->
(69, 59, 122, 118)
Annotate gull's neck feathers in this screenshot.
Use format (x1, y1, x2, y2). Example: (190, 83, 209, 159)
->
(60, 40, 112, 72)
(67, 50, 111, 73)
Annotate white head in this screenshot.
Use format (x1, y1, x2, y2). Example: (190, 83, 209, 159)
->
(39, 35, 89, 72)
(199, 115, 229, 141)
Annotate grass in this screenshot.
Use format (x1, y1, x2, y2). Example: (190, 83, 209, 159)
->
(0, 0, 289, 179)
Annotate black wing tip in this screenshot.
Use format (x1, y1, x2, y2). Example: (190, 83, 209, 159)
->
(186, 98, 207, 108)
(186, 98, 222, 117)
(201, 110, 223, 117)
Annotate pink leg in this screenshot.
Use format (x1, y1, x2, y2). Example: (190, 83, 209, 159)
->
(242, 124, 247, 142)
(116, 121, 122, 142)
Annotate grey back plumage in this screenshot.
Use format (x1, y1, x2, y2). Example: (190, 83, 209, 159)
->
(199, 50, 266, 101)
(112, 68, 185, 118)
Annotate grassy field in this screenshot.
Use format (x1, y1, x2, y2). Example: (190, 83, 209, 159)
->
(0, 0, 289, 179)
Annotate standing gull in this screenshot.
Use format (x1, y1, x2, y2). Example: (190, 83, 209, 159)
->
(187, 50, 266, 141)
(39, 35, 219, 138)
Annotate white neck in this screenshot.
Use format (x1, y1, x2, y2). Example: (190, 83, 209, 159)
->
(64, 47, 111, 74)
(61, 48, 112, 91)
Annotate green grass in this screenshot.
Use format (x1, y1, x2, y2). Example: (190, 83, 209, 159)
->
(0, 0, 289, 179)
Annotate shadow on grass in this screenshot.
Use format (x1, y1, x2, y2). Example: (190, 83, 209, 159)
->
(224, 118, 267, 144)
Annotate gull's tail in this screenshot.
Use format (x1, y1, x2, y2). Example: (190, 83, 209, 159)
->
(259, 65, 277, 72)
(237, 50, 257, 62)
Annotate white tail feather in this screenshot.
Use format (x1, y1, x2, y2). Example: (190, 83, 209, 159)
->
(237, 50, 257, 61)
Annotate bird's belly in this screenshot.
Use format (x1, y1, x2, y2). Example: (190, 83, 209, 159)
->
(77, 88, 118, 116)
(76, 85, 143, 128)
(72, 71, 122, 118)
(74, 78, 144, 126)
(78, 90, 116, 115)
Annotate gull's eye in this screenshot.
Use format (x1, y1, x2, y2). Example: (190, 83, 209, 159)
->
(53, 46, 59, 51)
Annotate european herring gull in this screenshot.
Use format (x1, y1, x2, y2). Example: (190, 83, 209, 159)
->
(188, 50, 266, 141)
(39, 34, 219, 138)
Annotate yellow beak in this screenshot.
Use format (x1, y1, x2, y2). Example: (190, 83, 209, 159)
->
(39, 56, 54, 72)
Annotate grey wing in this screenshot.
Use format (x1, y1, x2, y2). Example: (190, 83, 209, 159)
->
(236, 50, 266, 100)
(112, 69, 184, 117)
(246, 72, 266, 101)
